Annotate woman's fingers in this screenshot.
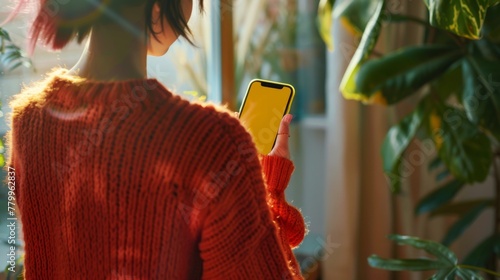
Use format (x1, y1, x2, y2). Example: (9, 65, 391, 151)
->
(269, 114, 293, 159)
(236, 111, 293, 159)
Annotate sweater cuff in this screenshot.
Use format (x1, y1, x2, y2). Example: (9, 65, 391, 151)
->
(261, 155, 295, 194)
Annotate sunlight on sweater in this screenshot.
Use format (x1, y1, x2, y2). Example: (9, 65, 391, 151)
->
(46, 104, 90, 121)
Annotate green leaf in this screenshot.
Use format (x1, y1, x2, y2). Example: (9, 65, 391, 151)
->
(455, 268, 483, 280)
(424, 0, 497, 40)
(7, 61, 23, 72)
(388, 235, 457, 265)
(463, 234, 500, 267)
(415, 180, 464, 215)
(436, 169, 450, 182)
(339, 0, 384, 103)
(317, 0, 335, 51)
(354, 45, 463, 104)
(430, 267, 457, 279)
(474, 38, 500, 61)
(428, 106, 492, 183)
(0, 28, 11, 41)
(384, 14, 429, 26)
(382, 104, 428, 193)
(4, 45, 20, 51)
(1, 51, 22, 66)
(368, 255, 447, 271)
(333, 0, 382, 36)
(462, 56, 500, 141)
(441, 201, 491, 246)
(483, 4, 500, 43)
(0, 39, 33, 72)
(430, 199, 494, 217)
(428, 157, 444, 171)
(431, 61, 463, 101)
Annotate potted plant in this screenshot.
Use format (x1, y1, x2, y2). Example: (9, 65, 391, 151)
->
(318, 0, 500, 278)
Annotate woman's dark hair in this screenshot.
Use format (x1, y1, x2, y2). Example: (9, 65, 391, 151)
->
(8, 0, 204, 54)
(145, 0, 202, 46)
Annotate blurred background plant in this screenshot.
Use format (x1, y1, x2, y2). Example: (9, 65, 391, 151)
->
(318, 0, 500, 278)
(0, 27, 32, 74)
(171, 0, 317, 111)
(0, 26, 32, 280)
(3, 253, 24, 280)
(171, 0, 325, 116)
(0, 26, 32, 166)
(369, 235, 500, 279)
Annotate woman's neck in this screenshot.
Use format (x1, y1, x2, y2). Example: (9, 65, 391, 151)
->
(69, 9, 148, 81)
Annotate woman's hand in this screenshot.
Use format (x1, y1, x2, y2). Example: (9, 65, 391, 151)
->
(234, 112, 293, 160)
(268, 114, 293, 160)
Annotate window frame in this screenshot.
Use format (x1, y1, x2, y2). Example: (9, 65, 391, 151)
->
(207, 0, 236, 110)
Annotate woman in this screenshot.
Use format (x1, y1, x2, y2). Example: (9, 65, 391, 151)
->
(5, 0, 306, 279)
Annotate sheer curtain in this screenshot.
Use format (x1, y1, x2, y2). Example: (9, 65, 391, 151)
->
(323, 19, 392, 279)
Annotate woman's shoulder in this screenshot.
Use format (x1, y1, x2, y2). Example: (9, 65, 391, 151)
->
(8, 68, 89, 119)
(7, 69, 254, 148)
(8, 72, 60, 119)
(161, 92, 256, 155)
(174, 97, 252, 142)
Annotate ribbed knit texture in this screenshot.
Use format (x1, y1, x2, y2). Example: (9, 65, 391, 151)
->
(5, 69, 306, 280)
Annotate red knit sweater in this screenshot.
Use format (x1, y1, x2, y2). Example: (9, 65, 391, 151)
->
(5, 69, 306, 279)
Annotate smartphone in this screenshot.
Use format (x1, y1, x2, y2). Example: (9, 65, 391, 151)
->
(238, 79, 295, 155)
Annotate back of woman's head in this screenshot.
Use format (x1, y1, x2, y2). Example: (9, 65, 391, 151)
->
(7, 0, 203, 53)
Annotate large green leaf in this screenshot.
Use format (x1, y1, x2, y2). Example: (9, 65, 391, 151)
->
(474, 38, 500, 61)
(354, 45, 462, 104)
(369, 235, 488, 279)
(428, 157, 444, 171)
(428, 106, 492, 183)
(455, 268, 483, 280)
(318, 0, 336, 51)
(424, 0, 498, 40)
(415, 180, 464, 215)
(333, 0, 381, 36)
(463, 234, 500, 267)
(368, 256, 447, 271)
(339, 0, 384, 103)
(431, 60, 463, 101)
(430, 199, 494, 217)
(483, 4, 500, 43)
(462, 56, 500, 141)
(382, 104, 428, 193)
(429, 267, 457, 279)
(388, 235, 457, 265)
(441, 201, 491, 246)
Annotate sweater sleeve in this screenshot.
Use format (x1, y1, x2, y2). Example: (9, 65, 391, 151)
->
(261, 155, 306, 248)
(198, 115, 304, 280)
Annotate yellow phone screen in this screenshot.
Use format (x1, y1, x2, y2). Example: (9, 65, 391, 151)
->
(239, 80, 295, 155)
